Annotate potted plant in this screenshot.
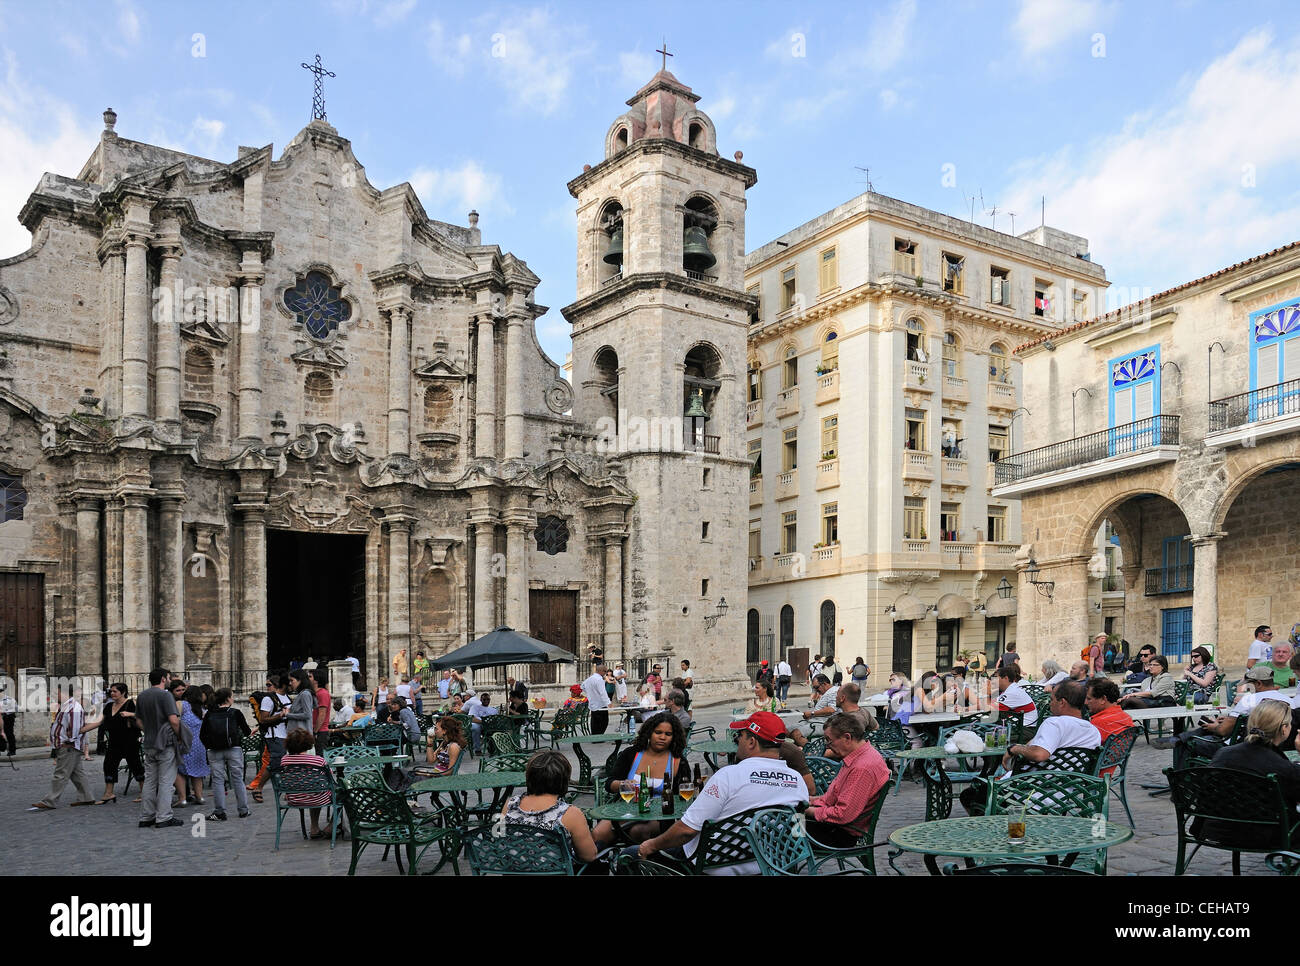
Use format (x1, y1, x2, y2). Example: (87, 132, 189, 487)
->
(914, 275, 925, 288)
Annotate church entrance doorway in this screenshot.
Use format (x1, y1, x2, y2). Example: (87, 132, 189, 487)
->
(266, 530, 366, 677)
(529, 589, 578, 684)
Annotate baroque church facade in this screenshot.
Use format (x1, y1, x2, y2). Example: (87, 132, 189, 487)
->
(0, 69, 751, 697)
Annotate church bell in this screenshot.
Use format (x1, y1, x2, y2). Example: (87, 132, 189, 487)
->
(684, 388, 708, 419)
(682, 226, 716, 272)
(602, 226, 624, 266)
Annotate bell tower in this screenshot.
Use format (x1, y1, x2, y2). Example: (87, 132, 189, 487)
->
(563, 66, 756, 685)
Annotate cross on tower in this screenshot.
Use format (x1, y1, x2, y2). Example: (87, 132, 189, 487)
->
(656, 39, 673, 71)
(301, 54, 336, 121)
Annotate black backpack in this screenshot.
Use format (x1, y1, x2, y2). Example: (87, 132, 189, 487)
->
(201, 707, 244, 751)
(251, 691, 287, 735)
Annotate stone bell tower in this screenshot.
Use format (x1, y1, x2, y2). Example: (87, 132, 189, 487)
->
(562, 66, 756, 686)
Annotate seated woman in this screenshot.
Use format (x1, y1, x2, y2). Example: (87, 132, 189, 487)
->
(500, 749, 599, 863)
(423, 717, 465, 775)
(507, 693, 529, 717)
(747, 680, 780, 715)
(346, 697, 375, 728)
(1119, 654, 1177, 709)
(594, 713, 689, 846)
(1039, 660, 1068, 688)
(1204, 700, 1300, 847)
(1183, 646, 1219, 704)
(900, 671, 942, 749)
(280, 728, 332, 840)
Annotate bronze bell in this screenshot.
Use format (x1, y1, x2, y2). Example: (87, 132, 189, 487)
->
(684, 388, 708, 419)
(602, 226, 624, 266)
(683, 226, 716, 272)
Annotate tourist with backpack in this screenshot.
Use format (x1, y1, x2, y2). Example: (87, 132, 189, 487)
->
(199, 688, 251, 820)
(248, 675, 290, 804)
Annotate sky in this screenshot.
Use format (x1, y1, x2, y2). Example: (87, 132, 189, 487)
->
(1, 0, 1298, 365)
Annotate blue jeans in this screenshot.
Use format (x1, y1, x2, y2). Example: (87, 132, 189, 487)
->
(776, 679, 791, 702)
(208, 746, 248, 815)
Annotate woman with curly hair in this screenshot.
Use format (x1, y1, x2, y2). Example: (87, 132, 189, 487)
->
(423, 716, 466, 775)
(593, 712, 690, 845)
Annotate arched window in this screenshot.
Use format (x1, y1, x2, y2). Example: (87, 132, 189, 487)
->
(598, 201, 624, 283)
(820, 600, 836, 654)
(683, 196, 719, 278)
(304, 371, 335, 424)
(782, 345, 798, 389)
(747, 609, 760, 664)
(183, 346, 213, 401)
(594, 347, 619, 436)
(906, 318, 927, 362)
(615, 127, 629, 152)
(780, 604, 794, 651)
(683, 344, 722, 451)
(689, 123, 704, 149)
(989, 342, 1009, 384)
(424, 385, 453, 430)
(821, 330, 839, 372)
(942, 331, 961, 377)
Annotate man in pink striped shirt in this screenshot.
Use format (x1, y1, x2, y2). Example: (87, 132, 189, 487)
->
(804, 712, 890, 848)
(30, 683, 96, 810)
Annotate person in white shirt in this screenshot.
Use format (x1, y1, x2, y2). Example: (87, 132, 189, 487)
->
(1039, 660, 1069, 688)
(637, 710, 808, 874)
(1246, 625, 1274, 669)
(613, 662, 629, 702)
(1165, 664, 1289, 765)
(583, 661, 612, 734)
(775, 658, 793, 707)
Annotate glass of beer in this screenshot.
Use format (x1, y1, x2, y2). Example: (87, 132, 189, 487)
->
(618, 780, 637, 804)
(679, 781, 696, 803)
(1007, 804, 1027, 844)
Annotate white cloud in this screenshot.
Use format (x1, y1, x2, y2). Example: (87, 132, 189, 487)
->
(705, 95, 736, 121)
(864, 0, 915, 72)
(1000, 28, 1300, 297)
(878, 88, 899, 111)
(1012, 0, 1106, 58)
(116, 0, 141, 45)
(765, 27, 810, 63)
(188, 117, 226, 155)
(374, 0, 416, 26)
(619, 50, 656, 87)
(426, 19, 473, 77)
(0, 52, 99, 258)
(409, 160, 512, 220)
(484, 8, 595, 115)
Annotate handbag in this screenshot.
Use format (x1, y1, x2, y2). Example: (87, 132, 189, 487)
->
(173, 720, 194, 757)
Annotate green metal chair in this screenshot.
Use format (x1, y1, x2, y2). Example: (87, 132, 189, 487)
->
(1021, 745, 1101, 775)
(1166, 766, 1300, 875)
(336, 784, 461, 876)
(449, 713, 475, 758)
(332, 744, 382, 782)
(803, 735, 828, 759)
(867, 718, 909, 789)
(363, 722, 404, 757)
(807, 782, 892, 874)
(486, 731, 525, 756)
(1092, 726, 1142, 827)
(985, 771, 1110, 873)
(655, 806, 770, 875)
(684, 722, 717, 744)
(240, 733, 263, 784)
(269, 763, 344, 850)
(536, 707, 584, 748)
(1266, 851, 1300, 875)
(480, 713, 520, 751)
(806, 756, 842, 796)
(937, 722, 1005, 784)
(479, 752, 533, 773)
(613, 852, 686, 875)
(747, 807, 868, 876)
(461, 823, 575, 876)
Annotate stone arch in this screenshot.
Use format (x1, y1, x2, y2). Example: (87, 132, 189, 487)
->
(1211, 453, 1300, 532)
(183, 346, 214, 400)
(681, 111, 717, 153)
(819, 598, 837, 656)
(684, 342, 724, 424)
(779, 603, 794, 651)
(595, 199, 624, 283)
(1073, 485, 1185, 561)
(304, 371, 335, 424)
(683, 194, 721, 276)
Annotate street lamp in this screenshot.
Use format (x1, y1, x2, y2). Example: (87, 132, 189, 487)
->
(997, 577, 1013, 599)
(703, 596, 728, 630)
(1025, 557, 1054, 601)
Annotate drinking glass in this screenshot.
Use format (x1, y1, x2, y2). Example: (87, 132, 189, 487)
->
(678, 781, 697, 802)
(1007, 804, 1027, 845)
(618, 780, 637, 804)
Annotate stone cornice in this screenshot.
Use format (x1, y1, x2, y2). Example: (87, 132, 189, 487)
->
(560, 271, 755, 324)
(567, 137, 757, 198)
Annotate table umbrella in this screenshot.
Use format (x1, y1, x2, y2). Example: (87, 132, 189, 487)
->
(427, 626, 576, 671)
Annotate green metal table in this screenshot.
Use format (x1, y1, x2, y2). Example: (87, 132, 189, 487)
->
(588, 798, 675, 822)
(893, 746, 1008, 821)
(411, 771, 527, 826)
(888, 814, 1133, 875)
(687, 738, 738, 773)
(556, 733, 637, 794)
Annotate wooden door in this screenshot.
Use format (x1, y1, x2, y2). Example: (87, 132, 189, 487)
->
(529, 590, 578, 685)
(0, 572, 45, 676)
(787, 647, 809, 681)
(892, 621, 914, 679)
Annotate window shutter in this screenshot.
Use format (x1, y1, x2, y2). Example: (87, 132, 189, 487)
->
(1113, 386, 1132, 427)
(1134, 382, 1154, 421)
(1283, 343, 1300, 385)
(1257, 342, 1279, 389)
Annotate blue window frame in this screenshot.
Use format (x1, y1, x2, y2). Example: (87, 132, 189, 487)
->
(1249, 298, 1300, 420)
(1107, 346, 1160, 454)
(1159, 536, 1193, 594)
(1161, 606, 1193, 661)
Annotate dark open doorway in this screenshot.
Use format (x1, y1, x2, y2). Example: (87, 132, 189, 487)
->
(266, 530, 366, 675)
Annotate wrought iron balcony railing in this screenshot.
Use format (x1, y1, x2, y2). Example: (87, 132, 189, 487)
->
(994, 415, 1180, 485)
(1208, 379, 1300, 432)
(1144, 565, 1193, 596)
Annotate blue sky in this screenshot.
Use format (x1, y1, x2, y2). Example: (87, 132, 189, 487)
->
(1, 0, 1298, 364)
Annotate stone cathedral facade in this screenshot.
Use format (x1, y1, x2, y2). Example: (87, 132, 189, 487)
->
(0, 70, 750, 698)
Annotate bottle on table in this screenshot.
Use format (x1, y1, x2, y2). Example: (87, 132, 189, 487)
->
(637, 770, 650, 814)
(661, 766, 674, 816)
(693, 763, 703, 786)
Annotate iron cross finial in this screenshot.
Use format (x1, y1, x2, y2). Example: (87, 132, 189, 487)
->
(656, 40, 673, 72)
(300, 54, 336, 121)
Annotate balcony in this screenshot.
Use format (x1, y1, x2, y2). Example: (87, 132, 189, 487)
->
(941, 542, 977, 567)
(1145, 565, 1193, 596)
(987, 380, 1017, 411)
(776, 386, 800, 418)
(749, 476, 762, 507)
(904, 361, 934, 392)
(815, 457, 839, 490)
(942, 374, 969, 402)
(902, 449, 934, 481)
(991, 415, 1181, 497)
(1101, 574, 1123, 594)
(1206, 379, 1300, 448)
(775, 552, 801, 574)
(977, 541, 1019, 570)
(811, 544, 841, 576)
(942, 457, 969, 487)
(775, 470, 798, 502)
(685, 433, 720, 454)
(815, 370, 840, 405)
(902, 539, 930, 553)
(746, 399, 763, 428)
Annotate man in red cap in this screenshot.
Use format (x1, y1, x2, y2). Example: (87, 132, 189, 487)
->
(638, 710, 808, 874)
(756, 660, 774, 691)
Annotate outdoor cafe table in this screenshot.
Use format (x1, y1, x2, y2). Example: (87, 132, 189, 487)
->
(889, 814, 1133, 875)
(327, 753, 410, 778)
(410, 771, 527, 825)
(556, 732, 638, 794)
(687, 738, 739, 773)
(892, 746, 1010, 820)
(1124, 703, 1218, 722)
(587, 797, 679, 843)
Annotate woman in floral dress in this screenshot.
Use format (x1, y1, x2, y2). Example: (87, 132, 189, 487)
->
(177, 686, 210, 806)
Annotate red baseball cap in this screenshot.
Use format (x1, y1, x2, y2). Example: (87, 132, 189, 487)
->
(729, 711, 787, 743)
(760, 659, 769, 666)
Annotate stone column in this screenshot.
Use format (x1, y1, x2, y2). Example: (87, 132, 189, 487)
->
(157, 495, 186, 672)
(475, 317, 497, 458)
(387, 515, 412, 675)
(74, 498, 102, 676)
(386, 306, 412, 456)
(603, 536, 624, 658)
(1192, 533, 1223, 649)
(503, 315, 526, 459)
(121, 232, 152, 420)
(504, 513, 531, 631)
(236, 498, 268, 671)
(98, 245, 125, 417)
(236, 252, 265, 441)
(155, 237, 184, 426)
(103, 498, 124, 676)
(473, 517, 497, 637)
(120, 492, 152, 673)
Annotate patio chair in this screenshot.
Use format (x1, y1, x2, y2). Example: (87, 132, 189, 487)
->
(867, 718, 909, 789)
(461, 823, 575, 876)
(337, 784, 461, 876)
(1165, 766, 1300, 875)
(486, 731, 525, 756)
(332, 745, 382, 783)
(803, 735, 829, 759)
(612, 852, 686, 875)
(241, 733, 263, 784)
(985, 770, 1111, 873)
(362, 722, 404, 757)
(656, 806, 771, 875)
(684, 722, 716, 744)
(449, 713, 476, 757)
(1092, 726, 1142, 827)
(536, 706, 584, 748)
(937, 722, 1005, 784)
(746, 808, 868, 876)
(481, 713, 521, 750)
(269, 763, 344, 850)
(806, 756, 842, 796)
(1265, 851, 1300, 875)
(807, 782, 892, 874)
(1020, 745, 1101, 775)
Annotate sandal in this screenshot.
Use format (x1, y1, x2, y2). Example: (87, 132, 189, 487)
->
(95, 796, 117, 805)
(250, 790, 263, 803)
(309, 829, 328, 840)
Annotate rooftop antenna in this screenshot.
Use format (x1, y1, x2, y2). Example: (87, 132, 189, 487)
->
(1041, 195, 1046, 229)
(1008, 211, 1017, 234)
(854, 166, 875, 193)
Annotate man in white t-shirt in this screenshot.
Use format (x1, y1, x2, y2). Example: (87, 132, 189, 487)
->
(775, 658, 793, 707)
(582, 661, 611, 734)
(1246, 625, 1274, 669)
(638, 711, 808, 874)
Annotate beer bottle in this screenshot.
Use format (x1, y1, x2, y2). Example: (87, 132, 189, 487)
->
(661, 766, 674, 815)
(693, 763, 703, 786)
(637, 770, 650, 814)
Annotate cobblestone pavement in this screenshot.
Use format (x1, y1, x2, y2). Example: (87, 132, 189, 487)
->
(0, 699, 1275, 876)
